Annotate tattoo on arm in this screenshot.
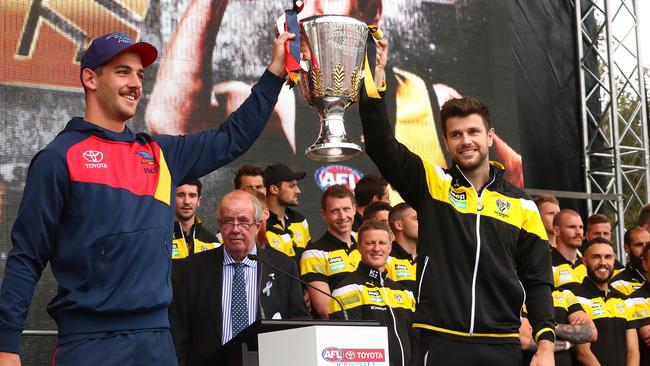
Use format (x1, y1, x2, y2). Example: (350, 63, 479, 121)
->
(555, 324, 593, 344)
(527, 339, 572, 352)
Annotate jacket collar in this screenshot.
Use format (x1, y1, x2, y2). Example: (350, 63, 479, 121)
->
(626, 255, 647, 282)
(580, 276, 623, 299)
(357, 261, 388, 284)
(321, 231, 357, 251)
(390, 241, 415, 262)
(450, 161, 503, 191)
(60, 117, 137, 143)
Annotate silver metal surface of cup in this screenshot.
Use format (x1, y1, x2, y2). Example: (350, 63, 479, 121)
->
(299, 15, 368, 162)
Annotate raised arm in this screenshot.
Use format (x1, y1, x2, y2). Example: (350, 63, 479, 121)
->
(156, 32, 293, 183)
(358, 39, 431, 208)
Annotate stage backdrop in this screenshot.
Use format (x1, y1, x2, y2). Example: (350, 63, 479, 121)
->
(0, 0, 577, 362)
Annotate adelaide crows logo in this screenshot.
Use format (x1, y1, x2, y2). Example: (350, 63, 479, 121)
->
(135, 151, 157, 165)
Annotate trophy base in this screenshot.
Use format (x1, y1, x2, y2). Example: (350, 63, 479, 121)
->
(305, 143, 363, 162)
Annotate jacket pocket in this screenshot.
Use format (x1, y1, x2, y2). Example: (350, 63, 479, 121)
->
(89, 227, 171, 311)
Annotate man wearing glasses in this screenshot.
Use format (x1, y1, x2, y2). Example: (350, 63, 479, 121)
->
(169, 190, 308, 366)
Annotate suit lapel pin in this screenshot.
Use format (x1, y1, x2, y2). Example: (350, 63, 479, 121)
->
(263, 280, 273, 296)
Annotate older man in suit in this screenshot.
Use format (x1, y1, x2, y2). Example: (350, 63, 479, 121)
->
(169, 190, 308, 366)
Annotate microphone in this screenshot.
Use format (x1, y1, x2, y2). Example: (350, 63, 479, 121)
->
(247, 253, 349, 320)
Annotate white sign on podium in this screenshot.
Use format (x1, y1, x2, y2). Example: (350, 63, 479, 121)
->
(258, 325, 389, 366)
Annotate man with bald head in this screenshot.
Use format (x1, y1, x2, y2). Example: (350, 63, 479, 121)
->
(169, 190, 308, 366)
(611, 226, 649, 295)
(552, 209, 586, 290)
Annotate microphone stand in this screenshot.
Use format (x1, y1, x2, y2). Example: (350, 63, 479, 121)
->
(247, 254, 349, 320)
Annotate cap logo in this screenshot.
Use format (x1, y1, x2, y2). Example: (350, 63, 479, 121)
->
(106, 32, 134, 44)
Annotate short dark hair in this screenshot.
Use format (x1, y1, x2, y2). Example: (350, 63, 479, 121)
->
(584, 236, 614, 254)
(233, 165, 264, 189)
(321, 184, 355, 210)
(533, 194, 559, 209)
(587, 213, 610, 228)
(178, 179, 202, 196)
(354, 173, 387, 207)
(440, 97, 492, 136)
(358, 219, 392, 244)
(388, 202, 412, 231)
(639, 203, 650, 227)
(363, 201, 391, 222)
(623, 226, 646, 246)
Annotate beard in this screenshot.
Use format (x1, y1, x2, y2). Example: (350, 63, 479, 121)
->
(452, 148, 488, 173)
(629, 253, 645, 273)
(278, 195, 298, 207)
(586, 264, 613, 285)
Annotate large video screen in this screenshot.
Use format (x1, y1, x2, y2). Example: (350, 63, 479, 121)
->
(1, 0, 520, 361)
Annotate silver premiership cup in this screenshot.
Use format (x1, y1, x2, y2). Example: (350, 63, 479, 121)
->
(300, 15, 368, 162)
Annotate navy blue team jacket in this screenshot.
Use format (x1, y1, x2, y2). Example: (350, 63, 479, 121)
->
(0, 70, 284, 354)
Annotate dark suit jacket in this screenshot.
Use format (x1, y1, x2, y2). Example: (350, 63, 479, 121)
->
(169, 245, 308, 366)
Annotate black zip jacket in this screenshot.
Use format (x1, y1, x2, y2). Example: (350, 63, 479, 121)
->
(358, 88, 555, 344)
(329, 262, 416, 366)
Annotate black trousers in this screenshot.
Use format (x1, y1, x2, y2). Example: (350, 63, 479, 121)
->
(418, 332, 522, 366)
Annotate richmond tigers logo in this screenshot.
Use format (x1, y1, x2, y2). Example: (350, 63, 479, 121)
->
(496, 198, 511, 213)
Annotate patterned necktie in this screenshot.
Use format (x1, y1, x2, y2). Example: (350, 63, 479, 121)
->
(231, 262, 248, 337)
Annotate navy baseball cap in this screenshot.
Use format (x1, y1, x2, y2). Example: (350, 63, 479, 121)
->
(80, 32, 157, 74)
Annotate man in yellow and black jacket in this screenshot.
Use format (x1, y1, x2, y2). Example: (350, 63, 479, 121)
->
(329, 220, 415, 366)
(263, 163, 311, 261)
(357, 40, 555, 365)
(172, 180, 220, 259)
(386, 202, 418, 293)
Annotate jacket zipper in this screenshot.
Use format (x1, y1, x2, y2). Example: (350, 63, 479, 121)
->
(417, 256, 430, 304)
(379, 275, 406, 366)
(458, 167, 495, 335)
(518, 280, 527, 318)
(468, 197, 481, 335)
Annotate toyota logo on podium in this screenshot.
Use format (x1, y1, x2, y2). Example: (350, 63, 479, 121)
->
(83, 150, 104, 163)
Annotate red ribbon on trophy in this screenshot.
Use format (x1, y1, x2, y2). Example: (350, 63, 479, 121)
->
(278, 0, 304, 87)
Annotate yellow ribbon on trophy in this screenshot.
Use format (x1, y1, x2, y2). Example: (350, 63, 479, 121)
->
(363, 25, 384, 99)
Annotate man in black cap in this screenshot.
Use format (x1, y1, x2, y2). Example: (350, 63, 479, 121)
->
(263, 163, 311, 261)
(0, 30, 293, 365)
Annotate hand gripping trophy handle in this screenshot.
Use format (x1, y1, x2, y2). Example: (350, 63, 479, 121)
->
(299, 15, 370, 162)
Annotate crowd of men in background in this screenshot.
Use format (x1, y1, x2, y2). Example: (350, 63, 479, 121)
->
(169, 166, 650, 366)
(170, 167, 419, 365)
(529, 194, 650, 366)
(3, 24, 645, 366)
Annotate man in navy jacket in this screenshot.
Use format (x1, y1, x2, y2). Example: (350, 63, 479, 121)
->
(0, 30, 293, 365)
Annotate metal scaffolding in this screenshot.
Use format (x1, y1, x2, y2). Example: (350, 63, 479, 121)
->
(573, 0, 649, 257)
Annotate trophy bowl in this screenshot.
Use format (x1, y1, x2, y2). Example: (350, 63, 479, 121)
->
(299, 15, 368, 162)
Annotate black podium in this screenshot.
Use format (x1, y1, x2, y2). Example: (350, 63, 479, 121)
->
(203, 319, 381, 366)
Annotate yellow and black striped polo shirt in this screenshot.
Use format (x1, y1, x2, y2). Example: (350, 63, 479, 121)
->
(300, 231, 360, 290)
